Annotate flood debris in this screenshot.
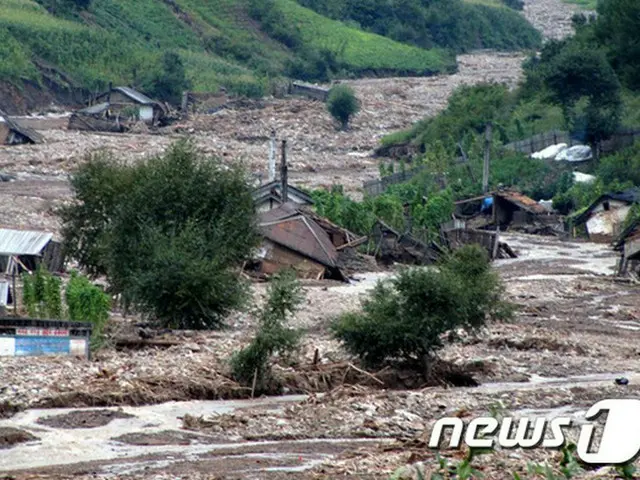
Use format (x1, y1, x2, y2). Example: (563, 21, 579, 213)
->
(0, 110, 44, 145)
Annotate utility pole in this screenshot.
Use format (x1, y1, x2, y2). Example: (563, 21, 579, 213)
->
(280, 139, 288, 203)
(482, 122, 492, 194)
(268, 129, 277, 182)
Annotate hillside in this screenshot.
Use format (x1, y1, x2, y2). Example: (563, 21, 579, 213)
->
(0, 0, 542, 112)
(0, 0, 458, 111)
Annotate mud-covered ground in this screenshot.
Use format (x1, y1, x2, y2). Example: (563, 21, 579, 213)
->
(2, 233, 640, 479)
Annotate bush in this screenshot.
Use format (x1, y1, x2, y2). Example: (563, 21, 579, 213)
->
(60, 140, 260, 330)
(332, 245, 511, 372)
(327, 84, 360, 130)
(231, 270, 303, 392)
(65, 271, 111, 348)
(21, 265, 63, 319)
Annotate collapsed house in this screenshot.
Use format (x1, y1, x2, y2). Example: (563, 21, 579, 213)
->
(615, 217, 640, 276)
(0, 111, 44, 146)
(249, 203, 363, 281)
(69, 85, 167, 132)
(370, 220, 445, 265)
(454, 189, 563, 235)
(572, 188, 640, 242)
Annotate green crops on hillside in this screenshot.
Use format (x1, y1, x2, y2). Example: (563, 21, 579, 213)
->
(0, 0, 456, 97)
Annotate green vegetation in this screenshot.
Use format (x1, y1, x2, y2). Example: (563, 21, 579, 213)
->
(0, 0, 458, 98)
(21, 266, 110, 349)
(326, 85, 360, 129)
(65, 271, 111, 348)
(296, 0, 541, 53)
(21, 265, 63, 319)
(231, 270, 303, 393)
(332, 245, 511, 373)
(59, 140, 259, 330)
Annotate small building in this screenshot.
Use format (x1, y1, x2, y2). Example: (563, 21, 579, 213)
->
(0, 111, 44, 145)
(253, 180, 314, 213)
(370, 220, 444, 265)
(615, 217, 640, 275)
(0, 228, 65, 274)
(492, 190, 550, 228)
(91, 86, 166, 125)
(573, 188, 640, 242)
(251, 203, 348, 281)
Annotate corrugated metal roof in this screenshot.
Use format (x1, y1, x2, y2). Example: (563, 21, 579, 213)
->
(0, 281, 8, 307)
(78, 102, 110, 115)
(0, 228, 53, 255)
(114, 86, 156, 105)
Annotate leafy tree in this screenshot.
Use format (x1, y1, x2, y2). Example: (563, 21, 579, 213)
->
(595, 0, 640, 90)
(231, 270, 303, 392)
(60, 140, 260, 329)
(144, 52, 189, 105)
(327, 84, 360, 130)
(541, 45, 622, 156)
(332, 245, 511, 373)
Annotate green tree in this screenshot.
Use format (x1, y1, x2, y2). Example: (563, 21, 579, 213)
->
(327, 84, 360, 130)
(332, 245, 511, 374)
(595, 0, 640, 90)
(542, 45, 622, 157)
(231, 270, 303, 392)
(144, 52, 189, 105)
(60, 140, 260, 329)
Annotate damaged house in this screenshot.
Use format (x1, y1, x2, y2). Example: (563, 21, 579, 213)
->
(0, 228, 65, 275)
(0, 111, 44, 146)
(615, 217, 640, 276)
(572, 188, 640, 242)
(454, 190, 562, 235)
(249, 203, 365, 281)
(69, 86, 167, 132)
(253, 180, 314, 213)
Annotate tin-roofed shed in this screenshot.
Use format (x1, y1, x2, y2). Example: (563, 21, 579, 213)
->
(0, 228, 64, 273)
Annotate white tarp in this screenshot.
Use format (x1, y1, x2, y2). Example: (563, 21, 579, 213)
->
(531, 143, 567, 160)
(573, 172, 596, 184)
(538, 200, 554, 211)
(555, 145, 593, 162)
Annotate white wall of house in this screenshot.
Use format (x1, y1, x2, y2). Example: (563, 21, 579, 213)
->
(586, 200, 631, 238)
(139, 106, 154, 123)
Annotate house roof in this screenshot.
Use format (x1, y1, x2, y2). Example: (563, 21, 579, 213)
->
(78, 102, 110, 115)
(494, 190, 548, 215)
(574, 188, 640, 225)
(258, 203, 338, 267)
(253, 180, 314, 206)
(0, 228, 53, 256)
(0, 110, 44, 144)
(112, 86, 156, 105)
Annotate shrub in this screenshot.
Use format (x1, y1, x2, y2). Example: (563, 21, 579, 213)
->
(65, 271, 111, 348)
(20, 265, 63, 319)
(332, 245, 511, 372)
(327, 84, 360, 130)
(231, 270, 303, 392)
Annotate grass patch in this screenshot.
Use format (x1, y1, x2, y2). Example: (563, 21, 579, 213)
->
(562, 0, 597, 10)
